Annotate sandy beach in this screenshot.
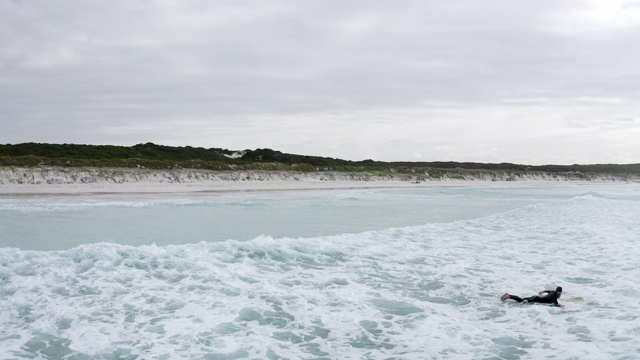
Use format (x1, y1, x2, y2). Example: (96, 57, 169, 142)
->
(0, 179, 432, 195)
(1, 169, 635, 196)
(0, 177, 548, 195)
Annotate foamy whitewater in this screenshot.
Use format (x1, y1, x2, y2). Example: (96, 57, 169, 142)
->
(1, 184, 639, 359)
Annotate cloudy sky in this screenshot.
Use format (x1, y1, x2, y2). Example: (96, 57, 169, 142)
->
(2, 0, 640, 165)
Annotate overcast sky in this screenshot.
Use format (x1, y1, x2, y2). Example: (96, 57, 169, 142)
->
(2, 0, 640, 165)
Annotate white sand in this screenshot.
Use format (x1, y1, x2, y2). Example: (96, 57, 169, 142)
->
(0, 178, 627, 196)
(0, 178, 521, 195)
(0, 167, 635, 195)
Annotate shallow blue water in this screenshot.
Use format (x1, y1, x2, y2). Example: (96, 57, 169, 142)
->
(1, 184, 639, 359)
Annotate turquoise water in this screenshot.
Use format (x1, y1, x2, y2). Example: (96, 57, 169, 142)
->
(1, 184, 639, 359)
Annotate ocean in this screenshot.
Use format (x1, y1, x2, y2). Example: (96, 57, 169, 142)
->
(1, 184, 639, 359)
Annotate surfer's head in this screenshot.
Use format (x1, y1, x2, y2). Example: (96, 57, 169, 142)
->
(556, 286, 563, 297)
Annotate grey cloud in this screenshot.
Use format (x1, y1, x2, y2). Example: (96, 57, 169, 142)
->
(1, 0, 639, 163)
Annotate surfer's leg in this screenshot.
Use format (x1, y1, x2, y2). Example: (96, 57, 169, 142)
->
(523, 296, 542, 304)
(505, 294, 524, 302)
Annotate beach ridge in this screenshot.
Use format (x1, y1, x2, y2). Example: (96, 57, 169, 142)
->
(1, 167, 638, 195)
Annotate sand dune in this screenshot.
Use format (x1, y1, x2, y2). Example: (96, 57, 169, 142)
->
(0, 167, 637, 194)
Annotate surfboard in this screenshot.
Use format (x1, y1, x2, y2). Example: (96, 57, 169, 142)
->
(565, 297, 583, 302)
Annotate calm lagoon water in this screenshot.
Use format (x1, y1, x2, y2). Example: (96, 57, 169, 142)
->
(1, 184, 639, 359)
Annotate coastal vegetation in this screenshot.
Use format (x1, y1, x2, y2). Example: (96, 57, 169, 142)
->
(1, 142, 639, 178)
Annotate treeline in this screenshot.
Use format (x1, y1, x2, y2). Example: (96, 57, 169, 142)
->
(1, 142, 639, 175)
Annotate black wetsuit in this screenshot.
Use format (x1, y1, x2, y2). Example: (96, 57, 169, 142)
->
(509, 290, 560, 306)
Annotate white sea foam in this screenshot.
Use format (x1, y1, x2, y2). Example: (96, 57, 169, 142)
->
(1, 185, 639, 359)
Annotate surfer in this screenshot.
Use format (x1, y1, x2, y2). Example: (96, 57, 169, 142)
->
(501, 286, 563, 307)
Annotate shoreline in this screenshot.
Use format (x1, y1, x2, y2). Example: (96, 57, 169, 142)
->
(1, 179, 635, 196)
(1, 167, 638, 195)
